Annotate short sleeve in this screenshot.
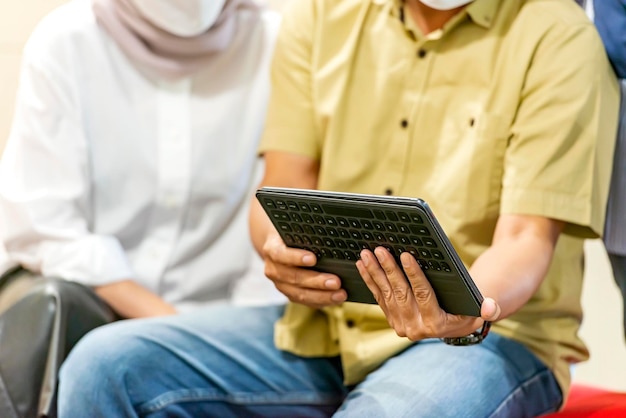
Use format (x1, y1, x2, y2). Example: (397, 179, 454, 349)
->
(501, 21, 620, 238)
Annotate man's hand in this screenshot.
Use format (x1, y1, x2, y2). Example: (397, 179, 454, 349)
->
(356, 247, 500, 341)
(261, 231, 347, 309)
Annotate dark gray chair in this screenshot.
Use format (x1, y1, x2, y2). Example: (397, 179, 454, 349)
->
(0, 268, 116, 418)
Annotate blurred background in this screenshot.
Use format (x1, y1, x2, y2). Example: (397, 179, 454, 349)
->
(0, 0, 624, 391)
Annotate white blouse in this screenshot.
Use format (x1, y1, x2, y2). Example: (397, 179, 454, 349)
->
(0, 0, 284, 311)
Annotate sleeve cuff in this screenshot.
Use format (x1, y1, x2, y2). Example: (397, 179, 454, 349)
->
(38, 235, 134, 286)
(500, 187, 602, 239)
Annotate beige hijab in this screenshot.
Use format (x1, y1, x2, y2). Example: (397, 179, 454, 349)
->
(92, 0, 260, 80)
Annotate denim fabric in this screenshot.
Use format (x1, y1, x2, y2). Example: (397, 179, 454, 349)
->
(594, 0, 626, 79)
(58, 305, 562, 418)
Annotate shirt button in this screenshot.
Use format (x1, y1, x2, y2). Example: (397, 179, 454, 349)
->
(346, 319, 355, 328)
(385, 188, 393, 196)
(417, 48, 427, 58)
(400, 119, 408, 128)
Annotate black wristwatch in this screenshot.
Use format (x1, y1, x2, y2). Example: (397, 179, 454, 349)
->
(441, 321, 491, 346)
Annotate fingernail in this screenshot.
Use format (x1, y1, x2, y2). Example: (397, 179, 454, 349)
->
(302, 254, 315, 264)
(325, 279, 337, 289)
(361, 252, 369, 266)
(401, 256, 410, 268)
(331, 292, 345, 302)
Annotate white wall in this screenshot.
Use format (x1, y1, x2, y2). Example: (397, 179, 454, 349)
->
(0, 1, 67, 152)
(575, 240, 626, 390)
(1, 0, 624, 391)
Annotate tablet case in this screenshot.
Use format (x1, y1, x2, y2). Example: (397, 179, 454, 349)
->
(256, 187, 483, 317)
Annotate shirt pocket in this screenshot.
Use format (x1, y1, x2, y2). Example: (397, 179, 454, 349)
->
(432, 104, 508, 223)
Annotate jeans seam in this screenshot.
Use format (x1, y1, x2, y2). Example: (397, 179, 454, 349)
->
(138, 389, 345, 415)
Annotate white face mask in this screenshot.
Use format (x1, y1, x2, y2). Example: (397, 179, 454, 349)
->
(418, 0, 473, 10)
(131, 0, 227, 37)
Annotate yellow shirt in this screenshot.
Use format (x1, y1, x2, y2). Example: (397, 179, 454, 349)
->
(259, 0, 619, 395)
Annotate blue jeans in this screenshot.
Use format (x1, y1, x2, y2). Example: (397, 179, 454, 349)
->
(57, 305, 562, 418)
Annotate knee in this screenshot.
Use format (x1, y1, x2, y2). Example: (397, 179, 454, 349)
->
(60, 324, 118, 379)
(58, 322, 154, 412)
(59, 321, 146, 390)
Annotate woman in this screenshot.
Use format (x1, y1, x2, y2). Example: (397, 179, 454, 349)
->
(0, 0, 281, 416)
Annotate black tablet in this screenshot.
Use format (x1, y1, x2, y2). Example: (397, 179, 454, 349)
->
(256, 187, 483, 317)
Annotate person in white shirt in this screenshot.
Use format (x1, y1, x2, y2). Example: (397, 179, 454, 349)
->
(0, 0, 282, 416)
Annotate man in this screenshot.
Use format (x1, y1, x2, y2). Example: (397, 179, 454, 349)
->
(57, 0, 619, 416)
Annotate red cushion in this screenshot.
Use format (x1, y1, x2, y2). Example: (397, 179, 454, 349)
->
(541, 384, 626, 417)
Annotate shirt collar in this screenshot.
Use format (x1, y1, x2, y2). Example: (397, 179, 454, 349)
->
(383, 0, 499, 30)
(466, 0, 499, 29)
